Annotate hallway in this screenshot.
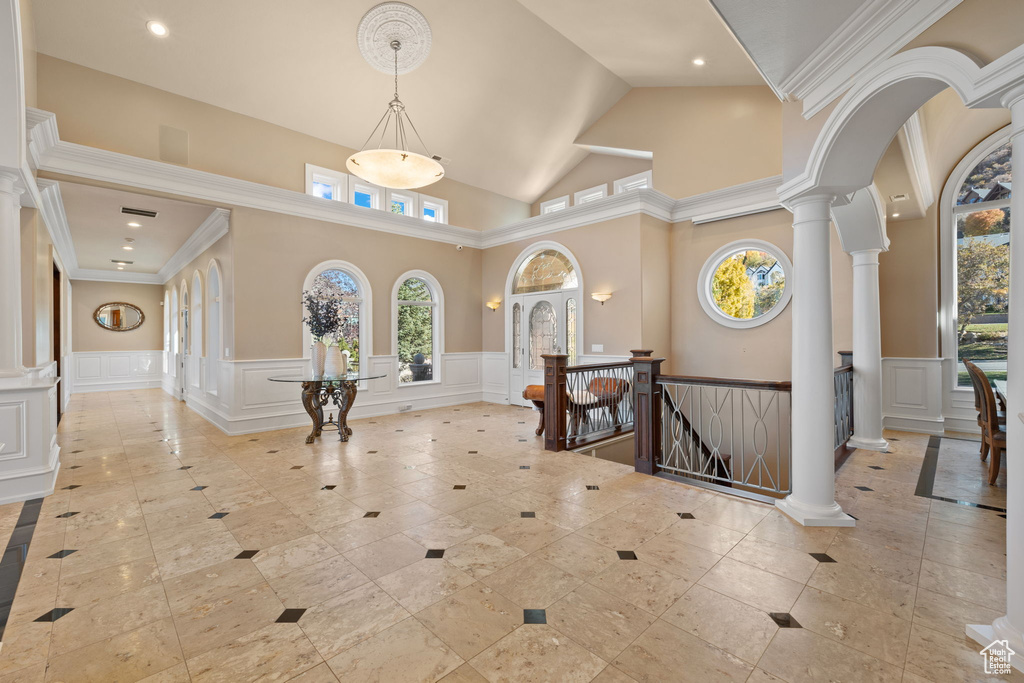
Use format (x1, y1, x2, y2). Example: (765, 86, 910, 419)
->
(0, 391, 1014, 682)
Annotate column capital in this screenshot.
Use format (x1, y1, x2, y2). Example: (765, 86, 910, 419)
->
(1000, 84, 1024, 112)
(851, 249, 882, 266)
(785, 193, 836, 212)
(0, 170, 19, 195)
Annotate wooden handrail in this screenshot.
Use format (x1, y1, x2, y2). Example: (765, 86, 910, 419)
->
(567, 360, 633, 372)
(834, 364, 853, 374)
(656, 374, 792, 392)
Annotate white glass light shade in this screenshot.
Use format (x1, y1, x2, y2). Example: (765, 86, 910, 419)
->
(346, 149, 444, 190)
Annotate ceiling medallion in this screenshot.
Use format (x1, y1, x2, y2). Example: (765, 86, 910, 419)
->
(357, 2, 432, 75)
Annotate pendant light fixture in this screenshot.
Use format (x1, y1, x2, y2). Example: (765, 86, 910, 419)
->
(347, 39, 444, 190)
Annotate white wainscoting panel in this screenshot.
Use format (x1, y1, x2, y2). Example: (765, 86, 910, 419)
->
(443, 353, 481, 388)
(482, 352, 509, 404)
(0, 402, 26, 461)
(882, 357, 944, 434)
(72, 351, 164, 393)
(941, 357, 983, 434)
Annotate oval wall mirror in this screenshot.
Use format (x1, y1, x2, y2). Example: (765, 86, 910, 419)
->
(94, 302, 145, 331)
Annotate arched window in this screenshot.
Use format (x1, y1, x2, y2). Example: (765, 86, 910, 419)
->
(162, 291, 170, 374)
(941, 128, 1011, 389)
(207, 260, 222, 395)
(169, 286, 178, 378)
(512, 249, 578, 294)
(302, 261, 372, 376)
(191, 272, 203, 390)
(392, 271, 443, 384)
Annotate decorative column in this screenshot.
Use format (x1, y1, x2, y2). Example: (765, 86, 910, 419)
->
(968, 86, 1024, 670)
(776, 195, 855, 527)
(847, 249, 888, 451)
(0, 171, 23, 376)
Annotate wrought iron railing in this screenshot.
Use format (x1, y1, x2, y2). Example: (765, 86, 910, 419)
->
(834, 364, 854, 450)
(656, 376, 792, 500)
(564, 362, 634, 447)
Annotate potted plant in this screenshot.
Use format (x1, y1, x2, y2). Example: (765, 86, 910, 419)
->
(302, 286, 339, 377)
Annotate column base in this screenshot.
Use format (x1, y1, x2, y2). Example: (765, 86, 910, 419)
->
(847, 435, 889, 452)
(776, 496, 856, 527)
(968, 617, 1024, 674)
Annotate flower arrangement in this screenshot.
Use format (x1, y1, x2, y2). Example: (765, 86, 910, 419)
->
(302, 285, 340, 342)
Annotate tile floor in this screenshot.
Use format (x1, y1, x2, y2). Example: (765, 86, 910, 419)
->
(0, 390, 1018, 682)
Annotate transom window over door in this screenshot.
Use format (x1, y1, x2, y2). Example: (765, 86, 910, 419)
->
(394, 274, 442, 384)
(952, 140, 1011, 387)
(512, 249, 578, 294)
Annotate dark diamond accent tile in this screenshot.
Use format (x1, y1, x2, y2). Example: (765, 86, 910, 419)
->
(849, 513, 859, 520)
(1000, 514, 1008, 518)
(889, 437, 900, 442)
(191, 486, 207, 491)
(55, 512, 80, 519)
(519, 466, 530, 470)
(677, 513, 695, 519)
(70, 450, 82, 454)
(35, 608, 74, 622)
(267, 450, 279, 454)
(585, 485, 600, 491)
(468, 451, 478, 454)
(518, 439, 527, 442)
(364, 511, 381, 518)
(809, 553, 836, 563)
(868, 465, 885, 470)
(854, 486, 873, 492)
(67, 465, 81, 470)
(249, 438, 259, 442)
(290, 466, 303, 470)
(483, 415, 490, 417)
(453, 485, 467, 490)
(477, 430, 485, 432)
(179, 466, 193, 470)
(395, 430, 404, 433)
(404, 466, 416, 470)
(48, 549, 77, 559)
(322, 485, 337, 490)
(368, 450, 378, 454)
(617, 550, 638, 560)
(209, 512, 229, 519)
(769, 612, 801, 628)
(276, 608, 306, 623)
(523, 609, 546, 624)
(235, 550, 259, 559)
(521, 512, 536, 518)
(430, 439, 437, 442)
(443, 421, 451, 424)
(170, 451, 181, 455)
(517, 421, 525, 424)
(425, 549, 445, 559)
(61, 485, 82, 490)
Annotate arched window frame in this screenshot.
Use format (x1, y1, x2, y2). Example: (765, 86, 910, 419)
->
(191, 271, 204, 390)
(391, 270, 444, 386)
(162, 291, 170, 374)
(939, 124, 1012, 398)
(207, 259, 224, 395)
(169, 285, 178, 378)
(302, 260, 373, 382)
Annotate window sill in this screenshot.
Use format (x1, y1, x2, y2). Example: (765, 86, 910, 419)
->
(398, 379, 441, 388)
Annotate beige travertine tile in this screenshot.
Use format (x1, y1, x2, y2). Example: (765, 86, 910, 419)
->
(490, 517, 572, 554)
(697, 557, 804, 614)
(904, 623, 1023, 683)
(55, 558, 161, 606)
(249, 533, 338, 579)
(299, 582, 411, 660)
(575, 516, 658, 551)
(481, 557, 582, 609)
(634, 532, 721, 582)
(748, 511, 838, 553)
(613, 618, 752, 682)
(50, 582, 172, 655)
(533, 533, 620, 581)
(342, 533, 427, 579)
(171, 582, 285, 659)
(403, 515, 482, 549)
(162, 557, 266, 614)
(590, 666, 637, 683)
(661, 584, 777, 664)
(806, 562, 917, 621)
(918, 559, 1006, 611)
(438, 664, 488, 682)
(265, 554, 370, 607)
(922, 534, 1006, 580)
(286, 662, 340, 683)
(376, 559, 476, 613)
(186, 623, 322, 683)
(44, 617, 183, 683)
(725, 535, 819, 583)
(691, 495, 771, 534)
(470, 624, 607, 683)
(444, 534, 527, 579)
(757, 628, 903, 683)
(589, 559, 692, 617)
(547, 583, 655, 661)
(912, 587, 1002, 639)
(326, 618, 463, 681)
(415, 583, 521, 660)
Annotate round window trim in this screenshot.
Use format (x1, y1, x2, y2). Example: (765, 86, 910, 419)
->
(697, 239, 793, 329)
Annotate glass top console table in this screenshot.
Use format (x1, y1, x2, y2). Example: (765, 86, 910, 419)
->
(268, 374, 386, 444)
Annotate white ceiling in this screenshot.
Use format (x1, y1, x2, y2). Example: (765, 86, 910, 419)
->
(513, 0, 764, 87)
(59, 181, 215, 273)
(30, 0, 769, 204)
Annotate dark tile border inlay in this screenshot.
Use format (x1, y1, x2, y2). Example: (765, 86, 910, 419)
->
(586, 485, 600, 491)
(809, 553, 836, 563)
(868, 465, 885, 470)
(0, 498, 44, 639)
(854, 486, 873, 492)
(322, 485, 337, 490)
(209, 512, 229, 519)
(235, 550, 259, 559)
(364, 511, 381, 518)
(61, 485, 81, 491)
(191, 486, 207, 491)
(55, 511, 80, 519)
(47, 550, 77, 559)
(521, 512, 535, 518)
(519, 466, 530, 470)
(34, 607, 74, 623)
(769, 612, 800, 628)
(276, 608, 306, 623)
(523, 609, 546, 624)
(617, 550, 638, 560)
(453, 485, 467, 490)
(677, 513, 695, 519)
(425, 549, 445, 559)
(914, 436, 1007, 513)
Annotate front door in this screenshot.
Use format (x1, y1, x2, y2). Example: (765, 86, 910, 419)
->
(510, 292, 566, 406)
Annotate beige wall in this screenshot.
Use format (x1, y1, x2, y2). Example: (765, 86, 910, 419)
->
(531, 154, 652, 215)
(640, 215, 672, 359)
(19, 0, 36, 108)
(19, 208, 66, 368)
(879, 206, 940, 359)
(163, 233, 233, 359)
(71, 280, 164, 352)
(228, 207, 482, 360)
(904, 0, 1024, 64)
(575, 86, 782, 199)
(669, 209, 853, 381)
(482, 216, 644, 358)
(36, 55, 529, 231)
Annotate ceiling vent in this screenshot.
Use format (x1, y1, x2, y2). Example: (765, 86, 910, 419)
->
(110, 259, 135, 264)
(889, 193, 909, 203)
(121, 207, 159, 218)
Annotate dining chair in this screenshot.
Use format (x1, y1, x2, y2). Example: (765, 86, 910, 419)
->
(964, 360, 1006, 485)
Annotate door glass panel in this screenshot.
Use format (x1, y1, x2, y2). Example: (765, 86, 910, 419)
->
(529, 301, 556, 370)
(566, 298, 577, 365)
(512, 303, 522, 369)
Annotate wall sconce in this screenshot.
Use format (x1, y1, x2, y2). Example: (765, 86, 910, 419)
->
(591, 292, 612, 305)
(486, 301, 501, 312)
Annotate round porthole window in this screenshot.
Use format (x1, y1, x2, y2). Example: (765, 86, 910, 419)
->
(697, 239, 793, 329)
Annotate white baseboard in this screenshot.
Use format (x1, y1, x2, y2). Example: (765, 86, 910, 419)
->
(0, 438, 60, 505)
(882, 414, 945, 435)
(73, 379, 164, 393)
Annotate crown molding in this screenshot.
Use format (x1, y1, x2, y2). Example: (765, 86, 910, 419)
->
(784, 0, 962, 119)
(158, 208, 230, 283)
(897, 111, 934, 215)
(69, 269, 164, 285)
(27, 107, 787, 254)
(35, 178, 79, 272)
(25, 108, 59, 171)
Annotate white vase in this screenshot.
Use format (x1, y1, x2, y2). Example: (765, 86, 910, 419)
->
(311, 341, 327, 377)
(324, 345, 345, 378)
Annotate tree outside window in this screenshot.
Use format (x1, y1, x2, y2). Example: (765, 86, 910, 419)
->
(397, 277, 434, 383)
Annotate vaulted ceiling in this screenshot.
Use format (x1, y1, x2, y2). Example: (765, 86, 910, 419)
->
(30, 0, 760, 203)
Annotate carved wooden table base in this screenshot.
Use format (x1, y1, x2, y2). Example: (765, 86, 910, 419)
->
(301, 380, 358, 443)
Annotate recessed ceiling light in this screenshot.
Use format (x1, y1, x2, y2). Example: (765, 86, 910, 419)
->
(127, 222, 141, 228)
(892, 213, 900, 218)
(692, 58, 706, 66)
(122, 245, 134, 250)
(147, 21, 168, 37)
(117, 266, 124, 270)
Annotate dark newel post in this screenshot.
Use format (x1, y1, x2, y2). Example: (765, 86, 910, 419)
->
(838, 350, 853, 367)
(631, 353, 664, 475)
(542, 354, 568, 452)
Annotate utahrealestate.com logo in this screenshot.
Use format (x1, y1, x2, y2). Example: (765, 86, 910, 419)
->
(980, 640, 1015, 675)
